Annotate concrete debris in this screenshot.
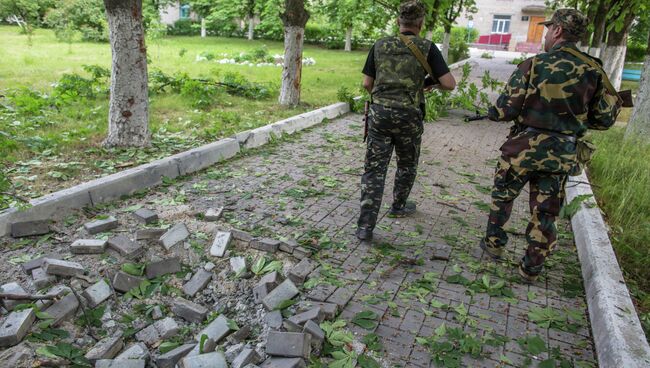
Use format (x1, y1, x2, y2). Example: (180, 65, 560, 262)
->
(251, 238, 280, 253)
(31, 267, 56, 289)
(135, 228, 166, 240)
(132, 208, 158, 224)
(259, 357, 306, 368)
(179, 351, 227, 368)
(10, 220, 51, 238)
(204, 207, 224, 221)
(95, 359, 145, 368)
(84, 216, 118, 235)
(0, 308, 35, 347)
(155, 343, 195, 368)
(107, 235, 144, 259)
(0, 282, 28, 311)
(135, 317, 179, 346)
(43, 258, 85, 277)
(210, 231, 232, 257)
(84, 331, 124, 363)
(262, 279, 299, 311)
(82, 279, 112, 308)
(287, 259, 315, 286)
(43, 292, 79, 326)
(171, 298, 208, 323)
(70, 239, 107, 254)
(146, 257, 181, 279)
(159, 223, 190, 250)
(182, 269, 212, 297)
(232, 348, 263, 368)
(115, 342, 150, 360)
(112, 271, 145, 293)
(230, 256, 247, 275)
(265, 331, 311, 358)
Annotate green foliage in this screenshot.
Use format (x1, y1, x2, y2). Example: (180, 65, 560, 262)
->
(44, 0, 108, 42)
(559, 194, 593, 219)
(527, 306, 585, 333)
(510, 53, 529, 65)
(36, 342, 90, 367)
(167, 19, 199, 36)
(351, 310, 378, 329)
(336, 85, 367, 113)
(78, 305, 105, 328)
(121, 262, 145, 276)
(251, 256, 283, 275)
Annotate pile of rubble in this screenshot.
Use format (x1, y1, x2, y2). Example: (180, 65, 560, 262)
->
(0, 206, 349, 368)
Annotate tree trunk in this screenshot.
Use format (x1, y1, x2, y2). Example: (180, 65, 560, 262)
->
(344, 26, 352, 51)
(279, 0, 309, 106)
(248, 11, 254, 40)
(625, 30, 650, 141)
(426, 0, 442, 41)
(103, 0, 150, 148)
(425, 30, 433, 40)
(441, 27, 451, 62)
(601, 11, 635, 90)
(201, 18, 206, 38)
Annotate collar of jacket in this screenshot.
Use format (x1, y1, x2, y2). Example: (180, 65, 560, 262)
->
(550, 41, 577, 52)
(400, 31, 416, 36)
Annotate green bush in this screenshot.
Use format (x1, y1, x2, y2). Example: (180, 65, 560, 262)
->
(44, 0, 108, 42)
(626, 45, 647, 62)
(167, 19, 199, 36)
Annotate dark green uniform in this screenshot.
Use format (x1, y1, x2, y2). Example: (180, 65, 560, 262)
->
(484, 41, 621, 275)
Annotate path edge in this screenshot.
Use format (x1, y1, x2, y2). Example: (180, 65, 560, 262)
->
(0, 102, 350, 237)
(566, 172, 650, 368)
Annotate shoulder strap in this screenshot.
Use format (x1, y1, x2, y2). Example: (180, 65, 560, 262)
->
(398, 34, 433, 76)
(560, 47, 621, 101)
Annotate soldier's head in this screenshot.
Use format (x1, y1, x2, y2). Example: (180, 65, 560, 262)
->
(541, 8, 588, 51)
(398, 0, 426, 31)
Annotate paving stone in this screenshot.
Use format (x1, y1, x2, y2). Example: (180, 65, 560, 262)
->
(302, 320, 325, 348)
(112, 271, 145, 292)
(306, 284, 336, 302)
(292, 247, 311, 260)
(259, 357, 306, 368)
(171, 298, 208, 323)
(210, 231, 232, 257)
(297, 301, 338, 321)
(82, 279, 111, 308)
(135, 317, 179, 345)
(151, 306, 164, 320)
(182, 269, 212, 297)
(84, 331, 124, 362)
(260, 271, 282, 288)
(326, 285, 357, 308)
(70, 239, 107, 254)
(155, 343, 195, 368)
(195, 315, 233, 342)
(287, 307, 322, 326)
(146, 257, 181, 279)
(43, 293, 78, 326)
(0, 308, 35, 347)
(180, 351, 228, 368)
(253, 283, 270, 304)
(251, 238, 280, 253)
(232, 229, 254, 242)
(107, 235, 144, 259)
(225, 343, 245, 363)
(21, 254, 61, 274)
(230, 256, 247, 274)
(204, 207, 223, 221)
(278, 240, 297, 254)
(283, 319, 302, 332)
(132, 208, 158, 224)
(31, 267, 56, 289)
(227, 325, 251, 344)
(265, 331, 311, 358)
(95, 359, 145, 368)
(116, 342, 150, 360)
(159, 223, 190, 250)
(42, 258, 85, 277)
(0, 282, 28, 311)
(10, 219, 50, 238)
(84, 216, 118, 235)
(185, 337, 216, 356)
(262, 279, 299, 311)
(135, 228, 166, 240)
(264, 310, 283, 329)
(287, 259, 316, 285)
(232, 348, 263, 368)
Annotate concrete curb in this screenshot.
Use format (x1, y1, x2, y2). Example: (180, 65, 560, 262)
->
(566, 172, 650, 368)
(0, 102, 350, 237)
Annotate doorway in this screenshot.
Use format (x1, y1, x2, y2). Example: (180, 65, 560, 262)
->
(527, 16, 545, 43)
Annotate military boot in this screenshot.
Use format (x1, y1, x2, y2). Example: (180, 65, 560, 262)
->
(479, 239, 504, 261)
(388, 201, 416, 218)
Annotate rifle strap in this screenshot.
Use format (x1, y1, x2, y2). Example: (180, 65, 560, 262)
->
(560, 47, 622, 104)
(399, 34, 433, 76)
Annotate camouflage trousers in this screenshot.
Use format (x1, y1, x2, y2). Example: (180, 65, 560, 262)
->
(483, 156, 568, 274)
(357, 104, 423, 231)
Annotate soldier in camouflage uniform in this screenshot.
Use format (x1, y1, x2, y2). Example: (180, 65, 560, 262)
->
(480, 9, 622, 281)
(356, 0, 456, 241)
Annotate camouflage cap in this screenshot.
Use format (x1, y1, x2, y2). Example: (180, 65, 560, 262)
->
(399, 0, 426, 20)
(540, 8, 588, 38)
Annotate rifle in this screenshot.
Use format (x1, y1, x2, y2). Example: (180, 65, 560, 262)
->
(363, 101, 370, 142)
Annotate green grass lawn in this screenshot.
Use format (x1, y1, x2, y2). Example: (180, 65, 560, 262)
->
(0, 26, 368, 199)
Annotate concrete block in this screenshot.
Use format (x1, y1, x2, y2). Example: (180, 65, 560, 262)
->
(84, 331, 124, 362)
(70, 239, 107, 254)
(146, 257, 181, 279)
(107, 235, 143, 259)
(210, 231, 231, 257)
(0, 282, 28, 311)
(253, 283, 269, 304)
(171, 298, 208, 323)
(82, 279, 111, 308)
(95, 359, 145, 368)
(283, 319, 302, 333)
(297, 301, 338, 321)
(159, 223, 190, 250)
(195, 315, 233, 342)
(262, 279, 299, 311)
(173, 138, 240, 176)
(116, 342, 150, 360)
(182, 269, 212, 297)
(136, 317, 179, 345)
(204, 207, 223, 221)
(155, 343, 195, 368)
(135, 228, 166, 240)
(84, 216, 118, 235)
(10, 219, 50, 238)
(260, 358, 306, 368)
(43, 293, 78, 326)
(179, 351, 228, 368)
(260, 271, 282, 288)
(232, 229, 254, 243)
(227, 325, 251, 345)
(265, 331, 311, 358)
(132, 208, 158, 224)
(21, 254, 61, 274)
(31, 267, 56, 290)
(0, 308, 35, 347)
(42, 258, 85, 277)
(241, 126, 271, 149)
(112, 271, 145, 293)
(321, 102, 349, 119)
(278, 240, 297, 254)
(186, 337, 216, 357)
(288, 307, 321, 326)
(288, 259, 315, 285)
(264, 311, 283, 330)
(251, 238, 280, 253)
(230, 256, 247, 275)
(232, 348, 262, 368)
(303, 320, 325, 348)
(292, 247, 311, 260)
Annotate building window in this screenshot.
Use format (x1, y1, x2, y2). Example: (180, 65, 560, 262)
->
(522, 16, 529, 21)
(180, 4, 190, 19)
(492, 15, 511, 33)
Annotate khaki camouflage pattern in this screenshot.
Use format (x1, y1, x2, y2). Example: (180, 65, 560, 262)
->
(399, 0, 426, 21)
(372, 35, 432, 112)
(539, 8, 589, 39)
(358, 104, 423, 231)
(484, 41, 619, 275)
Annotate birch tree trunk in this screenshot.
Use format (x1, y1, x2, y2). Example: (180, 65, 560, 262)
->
(279, 0, 309, 106)
(601, 11, 635, 90)
(201, 18, 206, 38)
(625, 31, 650, 141)
(344, 26, 352, 51)
(103, 0, 150, 147)
(441, 28, 451, 62)
(589, 0, 608, 57)
(248, 11, 254, 40)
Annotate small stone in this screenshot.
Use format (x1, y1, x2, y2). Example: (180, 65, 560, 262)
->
(10, 220, 50, 238)
(171, 298, 208, 323)
(31, 267, 56, 290)
(265, 331, 311, 358)
(112, 271, 145, 292)
(70, 239, 107, 254)
(232, 348, 263, 368)
(146, 257, 181, 279)
(84, 331, 123, 363)
(287, 259, 315, 286)
(287, 307, 321, 326)
(227, 325, 251, 344)
(182, 269, 212, 297)
(0, 282, 28, 312)
(43, 258, 85, 277)
(230, 256, 247, 275)
(159, 223, 190, 250)
(195, 315, 233, 342)
(259, 358, 306, 368)
(0, 308, 35, 347)
(232, 229, 254, 242)
(264, 311, 283, 330)
(151, 306, 164, 320)
(204, 262, 216, 271)
(84, 216, 118, 235)
(204, 207, 223, 221)
(210, 231, 232, 257)
(107, 235, 143, 259)
(292, 247, 311, 260)
(115, 342, 150, 360)
(43, 292, 78, 326)
(262, 279, 299, 311)
(155, 343, 195, 368)
(179, 351, 227, 368)
(251, 238, 280, 253)
(135, 228, 166, 240)
(302, 320, 325, 348)
(225, 343, 245, 363)
(132, 208, 158, 224)
(135, 317, 179, 346)
(95, 359, 145, 368)
(82, 279, 111, 308)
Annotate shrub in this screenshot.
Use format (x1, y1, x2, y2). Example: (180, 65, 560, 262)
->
(626, 45, 647, 62)
(167, 19, 199, 36)
(44, 0, 108, 42)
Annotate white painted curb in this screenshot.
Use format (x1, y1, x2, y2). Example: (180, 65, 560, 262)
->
(566, 172, 650, 368)
(0, 102, 350, 237)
